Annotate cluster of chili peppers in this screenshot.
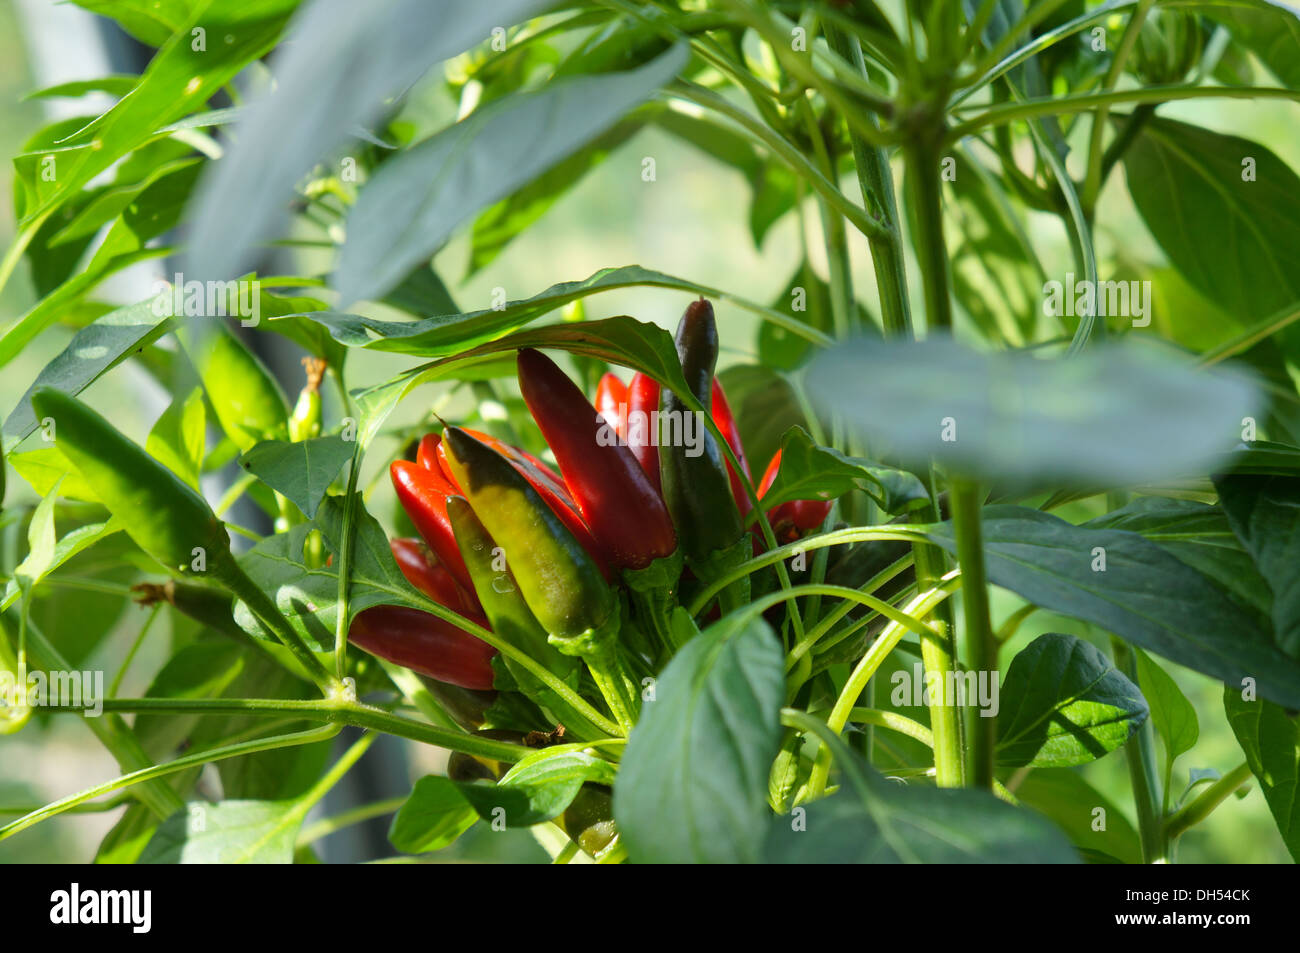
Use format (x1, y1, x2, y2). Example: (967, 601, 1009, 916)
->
(349, 299, 833, 731)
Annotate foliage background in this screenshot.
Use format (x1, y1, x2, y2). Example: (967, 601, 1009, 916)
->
(0, 0, 1295, 862)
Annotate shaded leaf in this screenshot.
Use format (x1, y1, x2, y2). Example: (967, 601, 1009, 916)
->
(239, 436, 353, 519)
(1223, 688, 1300, 862)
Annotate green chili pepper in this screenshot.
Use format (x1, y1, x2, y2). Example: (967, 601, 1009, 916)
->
(658, 299, 750, 610)
(289, 357, 325, 442)
(30, 389, 336, 692)
(441, 426, 638, 731)
(179, 323, 289, 452)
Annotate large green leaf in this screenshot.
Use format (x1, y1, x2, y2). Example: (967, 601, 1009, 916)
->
(388, 776, 478, 854)
(1124, 118, 1300, 324)
(1224, 688, 1300, 862)
(764, 725, 1078, 863)
(239, 436, 353, 519)
(139, 800, 302, 864)
(20, 0, 296, 226)
(924, 506, 1300, 708)
(70, 1, 200, 47)
(1198, 0, 1300, 88)
(1013, 768, 1142, 864)
(334, 45, 688, 305)
(1086, 496, 1272, 615)
(614, 610, 785, 864)
(807, 336, 1260, 486)
(1215, 474, 1300, 655)
(459, 747, 616, 828)
(184, 0, 548, 282)
(996, 633, 1148, 768)
(349, 316, 689, 448)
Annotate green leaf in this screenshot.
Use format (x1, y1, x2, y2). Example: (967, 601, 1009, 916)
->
(25, 76, 141, 102)
(1223, 688, 1300, 862)
(239, 436, 353, 519)
(1013, 768, 1142, 865)
(146, 388, 207, 490)
(764, 726, 1078, 863)
(70, 1, 199, 47)
(139, 800, 302, 864)
(1086, 496, 1272, 616)
(233, 495, 431, 650)
(185, 0, 549, 283)
(996, 633, 1148, 768)
(335, 45, 688, 304)
(1215, 474, 1300, 656)
(7, 447, 99, 502)
(461, 747, 617, 828)
(20, 0, 297, 227)
(2, 299, 171, 452)
(350, 316, 689, 448)
(614, 610, 785, 864)
(0, 520, 121, 614)
(1133, 649, 1198, 768)
(388, 776, 479, 854)
(807, 336, 1261, 486)
(132, 641, 247, 760)
(1198, 0, 1300, 88)
(923, 506, 1300, 708)
(1124, 118, 1300, 325)
(758, 426, 930, 516)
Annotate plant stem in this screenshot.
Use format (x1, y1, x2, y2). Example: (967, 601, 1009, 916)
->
(1081, 0, 1155, 211)
(297, 796, 406, 848)
(1111, 637, 1167, 862)
(825, 24, 913, 337)
(948, 478, 996, 790)
(1164, 761, 1252, 841)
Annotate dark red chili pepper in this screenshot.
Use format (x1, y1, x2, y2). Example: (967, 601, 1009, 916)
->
(626, 372, 661, 492)
(348, 604, 496, 690)
(390, 537, 481, 616)
(595, 372, 628, 441)
(517, 348, 676, 572)
(390, 460, 474, 592)
(711, 377, 752, 517)
(430, 428, 610, 575)
(757, 449, 833, 542)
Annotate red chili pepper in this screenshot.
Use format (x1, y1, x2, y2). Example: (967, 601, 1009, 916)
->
(757, 449, 833, 543)
(517, 349, 676, 571)
(595, 372, 628, 441)
(430, 428, 610, 576)
(390, 537, 482, 616)
(390, 460, 474, 592)
(626, 372, 661, 492)
(348, 605, 496, 690)
(711, 377, 752, 517)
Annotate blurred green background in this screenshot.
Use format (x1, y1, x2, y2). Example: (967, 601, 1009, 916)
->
(1, 0, 1295, 862)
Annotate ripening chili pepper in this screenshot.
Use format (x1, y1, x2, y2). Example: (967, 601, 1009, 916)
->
(711, 377, 752, 517)
(757, 450, 834, 543)
(428, 430, 609, 575)
(445, 495, 589, 690)
(390, 537, 482, 616)
(348, 604, 497, 690)
(595, 372, 628, 440)
(390, 460, 474, 592)
(659, 301, 745, 560)
(441, 427, 615, 643)
(30, 389, 334, 689)
(626, 372, 661, 492)
(517, 349, 676, 571)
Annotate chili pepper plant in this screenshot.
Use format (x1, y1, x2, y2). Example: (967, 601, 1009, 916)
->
(1, 0, 1299, 865)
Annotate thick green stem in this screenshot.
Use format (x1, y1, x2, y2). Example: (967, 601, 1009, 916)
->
(949, 478, 996, 790)
(1111, 638, 1167, 862)
(825, 23, 913, 337)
